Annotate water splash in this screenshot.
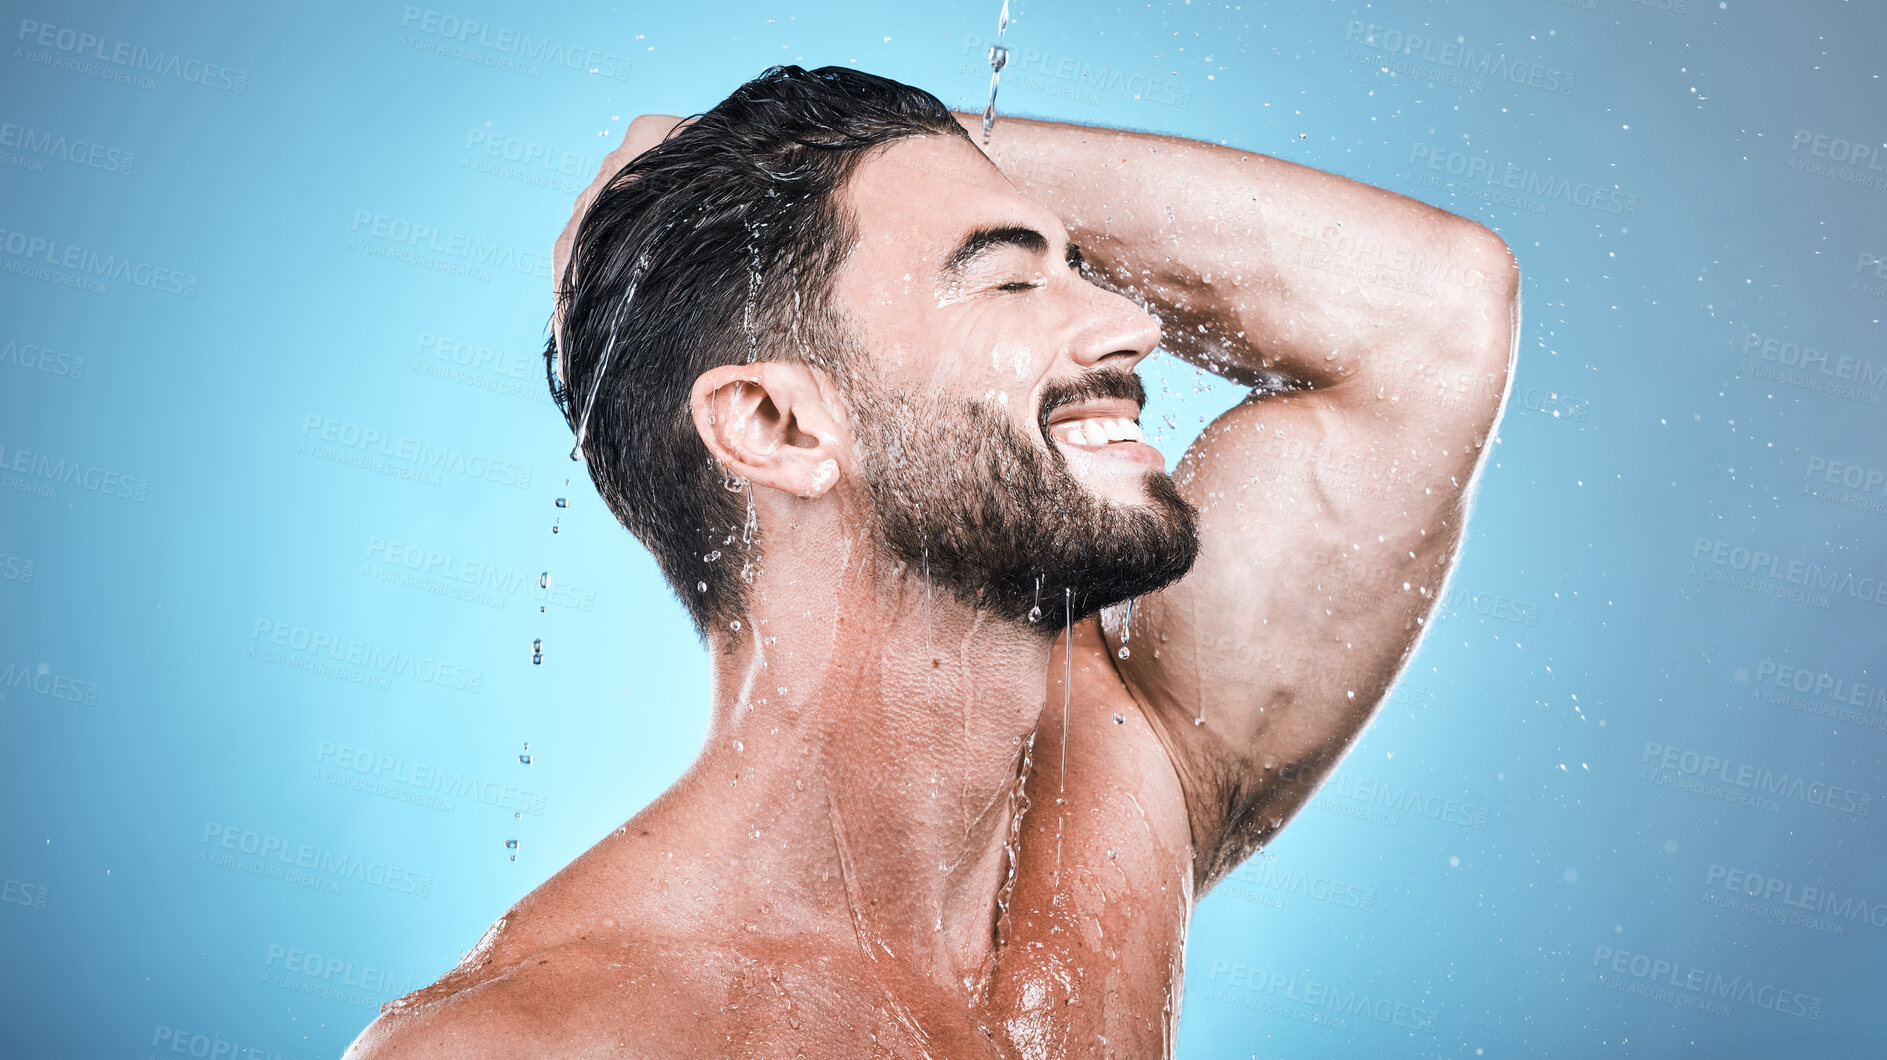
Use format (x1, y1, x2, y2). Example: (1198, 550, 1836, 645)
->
(993, 728, 1036, 947)
(568, 218, 682, 461)
(980, 0, 1012, 145)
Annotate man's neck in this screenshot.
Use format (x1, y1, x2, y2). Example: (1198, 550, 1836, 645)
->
(671, 542, 1057, 994)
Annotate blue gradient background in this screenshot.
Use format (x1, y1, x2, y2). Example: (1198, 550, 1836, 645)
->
(3, 1, 1883, 1056)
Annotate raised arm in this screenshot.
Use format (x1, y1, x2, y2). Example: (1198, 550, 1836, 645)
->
(963, 113, 1519, 889)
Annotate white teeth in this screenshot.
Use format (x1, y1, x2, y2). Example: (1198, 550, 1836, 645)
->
(1051, 415, 1147, 447)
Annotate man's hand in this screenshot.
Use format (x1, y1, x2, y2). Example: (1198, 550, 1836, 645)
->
(552, 114, 684, 363)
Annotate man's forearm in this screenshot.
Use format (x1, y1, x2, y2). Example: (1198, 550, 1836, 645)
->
(957, 112, 1517, 396)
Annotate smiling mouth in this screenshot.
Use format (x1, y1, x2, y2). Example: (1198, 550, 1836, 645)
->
(1044, 395, 1148, 448)
(1047, 414, 1148, 448)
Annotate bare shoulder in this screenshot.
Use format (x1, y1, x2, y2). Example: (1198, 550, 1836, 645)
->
(344, 921, 746, 1060)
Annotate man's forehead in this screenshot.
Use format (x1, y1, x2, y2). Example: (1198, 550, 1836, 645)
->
(845, 135, 1060, 260)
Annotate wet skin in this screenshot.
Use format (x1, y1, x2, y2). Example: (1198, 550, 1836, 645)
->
(348, 109, 1519, 1058)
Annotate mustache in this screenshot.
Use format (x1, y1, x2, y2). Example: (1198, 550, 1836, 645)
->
(1036, 369, 1148, 440)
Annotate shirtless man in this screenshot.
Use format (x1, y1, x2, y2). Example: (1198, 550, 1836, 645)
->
(348, 65, 1517, 1058)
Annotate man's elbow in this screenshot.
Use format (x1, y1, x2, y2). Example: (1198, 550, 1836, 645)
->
(1451, 219, 1521, 310)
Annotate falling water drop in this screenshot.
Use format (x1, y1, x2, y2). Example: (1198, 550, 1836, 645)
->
(1118, 596, 1135, 659)
(551, 518, 560, 534)
(555, 497, 567, 508)
(539, 572, 551, 590)
(980, 0, 1011, 144)
(505, 839, 519, 850)
(1027, 574, 1043, 623)
(519, 742, 533, 766)
(531, 638, 543, 665)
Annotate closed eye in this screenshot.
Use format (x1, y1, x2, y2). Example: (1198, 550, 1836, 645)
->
(997, 280, 1042, 292)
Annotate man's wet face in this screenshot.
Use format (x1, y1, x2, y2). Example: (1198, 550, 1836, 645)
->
(827, 133, 1202, 628)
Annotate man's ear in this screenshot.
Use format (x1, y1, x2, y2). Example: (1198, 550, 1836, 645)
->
(690, 362, 849, 499)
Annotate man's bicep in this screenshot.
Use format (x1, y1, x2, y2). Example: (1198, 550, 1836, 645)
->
(1113, 372, 1484, 879)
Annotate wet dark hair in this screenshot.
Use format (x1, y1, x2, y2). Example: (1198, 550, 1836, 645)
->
(548, 65, 970, 643)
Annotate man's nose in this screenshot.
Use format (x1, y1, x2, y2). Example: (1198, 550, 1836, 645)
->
(1066, 285, 1163, 370)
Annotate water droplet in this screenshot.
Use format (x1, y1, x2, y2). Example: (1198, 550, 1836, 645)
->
(538, 572, 551, 589)
(1112, 712, 1125, 725)
(698, 581, 708, 592)
(531, 638, 543, 665)
(1117, 646, 1130, 659)
(505, 839, 519, 850)
(1027, 606, 1042, 623)
(705, 551, 721, 562)
(519, 753, 534, 765)
(514, 812, 522, 820)
(555, 497, 567, 508)
(730, 619, 742, 632)
(551, 519, 560, 534)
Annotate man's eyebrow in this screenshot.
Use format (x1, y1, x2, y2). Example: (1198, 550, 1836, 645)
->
(940, 225, 1051, 274)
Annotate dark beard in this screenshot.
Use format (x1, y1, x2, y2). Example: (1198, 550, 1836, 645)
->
(848, 369, 1200, 633)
